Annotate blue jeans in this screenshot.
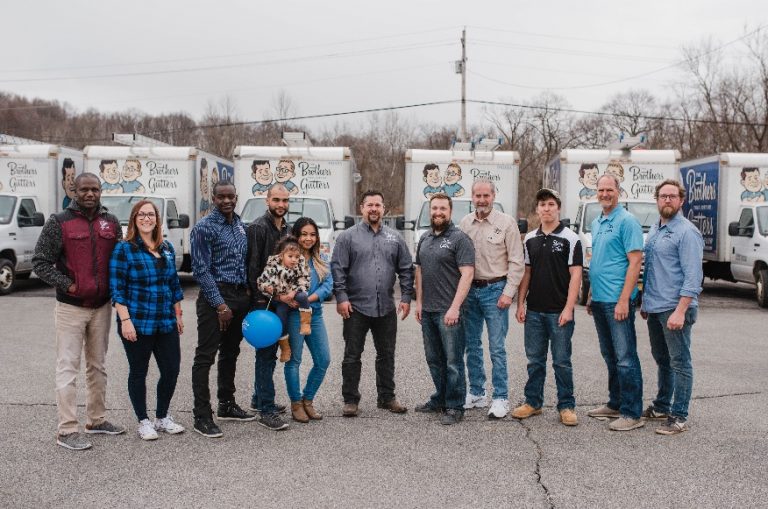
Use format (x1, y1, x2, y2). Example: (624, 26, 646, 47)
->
(273, 291, 310, 335)
(284, 308, 331, 402)
(523, 311, 575, 410)
(591, 300, 643, 419)
(464, 281, 509, 399)
(646, 308, 696, 420)
(421, 310, 466, 411)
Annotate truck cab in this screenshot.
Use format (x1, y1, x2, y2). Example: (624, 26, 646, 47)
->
(727, 204, 768, 307)
(100, 195, 190, 271)
(0, 194, 45, 294)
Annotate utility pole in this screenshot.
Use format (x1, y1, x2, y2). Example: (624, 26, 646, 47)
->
(456, 27, 467, 142)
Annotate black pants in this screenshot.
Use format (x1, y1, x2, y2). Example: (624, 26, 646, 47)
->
(119, 324, 180, 422)
(341, 310, 398, 405)
(192, 284, 249, 419)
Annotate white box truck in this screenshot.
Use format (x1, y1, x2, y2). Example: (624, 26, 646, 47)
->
(397, 149, 523, 254)
(680, 153, 768, 307)
(543, 149, 681, 303)
(0, 144, 83, 294)
(83, 146, 234, 272)
(233, 146, 356, 256)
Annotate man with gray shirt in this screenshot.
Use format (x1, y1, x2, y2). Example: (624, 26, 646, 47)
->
(414, 194, 475, 425)
(331, 190, 414, 417)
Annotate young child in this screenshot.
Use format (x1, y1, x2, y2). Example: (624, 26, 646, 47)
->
(257, 237, 312, 362)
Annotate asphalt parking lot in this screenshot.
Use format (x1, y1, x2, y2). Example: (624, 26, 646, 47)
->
(1, 276, 766, 508)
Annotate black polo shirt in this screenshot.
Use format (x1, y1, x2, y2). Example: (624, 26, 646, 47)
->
(523, 222, 583, 313)
(415, 223, 475, 313)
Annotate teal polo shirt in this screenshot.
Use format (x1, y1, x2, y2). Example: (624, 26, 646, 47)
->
(590, 206, 643, 303)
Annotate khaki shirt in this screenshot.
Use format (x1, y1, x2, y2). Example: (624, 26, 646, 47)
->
(459, 209, 524, 298)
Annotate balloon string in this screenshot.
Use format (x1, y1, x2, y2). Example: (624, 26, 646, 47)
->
(266, 295, 273, 310)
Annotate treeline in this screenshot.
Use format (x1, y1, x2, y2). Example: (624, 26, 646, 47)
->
(2, 32, 768, 216)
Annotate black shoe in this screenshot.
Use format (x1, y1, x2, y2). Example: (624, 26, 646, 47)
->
(249, 403, 288, 414)
(440, 409, 464, 425)
(194, 416, 223, 438)
(258, 412, 289, 431)
(217, 401, 257, 421)
(415, 402, 443, 414)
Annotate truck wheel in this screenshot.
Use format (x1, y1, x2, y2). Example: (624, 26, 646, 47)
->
(757, 270, 768, 308)
(0, 259, 16, 296)
(578, 277, 590, 306)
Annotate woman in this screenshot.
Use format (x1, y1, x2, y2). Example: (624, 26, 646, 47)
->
(284, 217, 333, 423)
(109, 200, 185, 440)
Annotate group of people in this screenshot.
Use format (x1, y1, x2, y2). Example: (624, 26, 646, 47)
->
(32, 170, 703, 451)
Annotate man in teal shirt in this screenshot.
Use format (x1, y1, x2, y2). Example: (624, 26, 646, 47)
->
(586, 174, 645, 431)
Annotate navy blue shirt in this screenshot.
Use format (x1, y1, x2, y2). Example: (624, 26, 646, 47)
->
(109, 239, 184, 335)
(190, 207, 248, 308)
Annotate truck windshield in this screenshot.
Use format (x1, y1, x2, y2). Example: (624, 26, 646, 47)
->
(417, 201, 504, 229)
(241, 197, 332, 228)
(101, 196, 165, 224)
(582, 202, 659, 233)
(757, 206, 768, 236)
(0, 196, 17, 225)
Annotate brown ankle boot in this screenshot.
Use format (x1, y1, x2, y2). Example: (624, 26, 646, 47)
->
(302, 398, 322, 420)
(277, 335, 291, 363)
(291, 401, 309, 423)
(299, 308, 312, 336)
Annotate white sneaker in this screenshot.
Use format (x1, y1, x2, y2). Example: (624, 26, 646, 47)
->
(138, 419, 159, 441)
(464, 393, 489, 409)
(488, 398, 510, 419)
(154, 416, 185, 435)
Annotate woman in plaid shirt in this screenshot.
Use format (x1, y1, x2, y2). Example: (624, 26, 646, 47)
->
(109, 200, 185, 441)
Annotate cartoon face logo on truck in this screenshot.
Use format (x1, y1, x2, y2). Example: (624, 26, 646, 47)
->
(422, 163, 443, 198)
(99, 160, 122, 194)
(61, 158, 76, 209)
(121, 160, 146, 193)
(251, 160, 273, 196)
(442, 163, 465, 197)
(740, 167, 768, 202)
(578, 163, 599, 200)
(275, 159, 299, 195)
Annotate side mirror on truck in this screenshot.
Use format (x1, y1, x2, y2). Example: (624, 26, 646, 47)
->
(168, 214, 190, 229)
(517, 218, 528, 234)
(334, 216, 356, 230)
(728, 221, 753, 237)
(396, 217, 415, 231)
(561, 218, 571, 229)
(18, 212, 45, 228)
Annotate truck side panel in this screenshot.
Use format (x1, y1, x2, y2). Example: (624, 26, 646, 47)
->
(680, 159, 721, 259)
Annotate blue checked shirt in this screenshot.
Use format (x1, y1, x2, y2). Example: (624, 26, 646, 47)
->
(109, 239, 184, 335)
(190, 207, 248, 308)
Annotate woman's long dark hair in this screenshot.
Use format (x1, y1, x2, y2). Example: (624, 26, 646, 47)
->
(291, 217, 328, 280)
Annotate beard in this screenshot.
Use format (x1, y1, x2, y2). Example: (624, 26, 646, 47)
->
(431, 215, 449, 231)
(660, 205, 679, 219)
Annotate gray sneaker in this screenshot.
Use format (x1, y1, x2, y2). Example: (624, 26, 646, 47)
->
(641, 405, 669, 420)
(57, 432, 92, 450)
(609, 416, 645, 431)
(587, 405, 620, 420)
(84, 420, 126, 435)
(656, 417, 689, 436)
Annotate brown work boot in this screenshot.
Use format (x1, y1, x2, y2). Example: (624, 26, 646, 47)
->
(559, 408, 578, 426)
(277, 335, 291, 363)
(377, 399, 408, 414)
(299, 308, 312, 336)
(303, 399, 322, 420)
(291, 401, 309, 423)
(511, 403, 542, 420)
(342, 403, 359, 417)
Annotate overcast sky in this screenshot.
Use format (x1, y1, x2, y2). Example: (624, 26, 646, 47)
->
(3, 0, 767, 136)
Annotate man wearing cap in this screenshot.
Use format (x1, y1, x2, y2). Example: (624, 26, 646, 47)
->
(513, 189, 582, 426)
(459, 178, 525, 419)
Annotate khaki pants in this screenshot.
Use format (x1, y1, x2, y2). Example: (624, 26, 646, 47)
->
(54, 301, 112, 435)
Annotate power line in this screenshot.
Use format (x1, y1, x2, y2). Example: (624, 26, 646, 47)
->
(472, 39, 673, 63)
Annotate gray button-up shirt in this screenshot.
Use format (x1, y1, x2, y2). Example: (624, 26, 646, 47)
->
(331, 222, 414, 317)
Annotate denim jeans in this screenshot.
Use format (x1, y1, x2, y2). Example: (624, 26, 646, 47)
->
(341, 310, 398, 405)
(523, 311, 575, 410)
(421, 310, 467, 411)
(463, 281, 509, 399)
(273, 291, 310, 336)
(591, 300, 643, 419)
(284, 308, 331, 402)
(646, 307, 696, 420)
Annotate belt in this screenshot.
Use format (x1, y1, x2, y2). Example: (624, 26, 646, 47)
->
(471, 276, 506, 288)
(217, 282, 249, 291)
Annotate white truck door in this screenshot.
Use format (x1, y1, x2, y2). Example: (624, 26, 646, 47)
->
(730, 207, 755, 282)
(164, 199, 185, 270)
(15, 198, 43, 272)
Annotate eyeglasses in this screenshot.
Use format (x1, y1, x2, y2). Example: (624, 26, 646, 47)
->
(137, 212, 156, 219)
(657, 194, 681, 201)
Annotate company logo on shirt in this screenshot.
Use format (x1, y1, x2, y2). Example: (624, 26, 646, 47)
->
(99, 220, 110, 231)
(551, 239, 564, 253)
(384, 232, 398, 243)
(440, 238, 452, 249)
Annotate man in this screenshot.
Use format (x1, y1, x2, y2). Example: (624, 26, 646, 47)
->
(414, 194, 474, 425)
(190, 180, 256, 438)
(459, 178, 524, 419)
(247, 184, 291, 431)
(332, 190, 414, 417)
(586, 174, 645, 431)
(513, 189, 582, 426)
(33, 173, 126, 450)
(60, 158, 76, 209)
(641, 179, 703, 435)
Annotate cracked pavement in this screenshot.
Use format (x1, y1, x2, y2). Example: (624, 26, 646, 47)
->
(0, 278, 766, 508)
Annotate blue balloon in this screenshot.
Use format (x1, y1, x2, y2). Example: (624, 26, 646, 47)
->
(242, 310, 282, 348)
